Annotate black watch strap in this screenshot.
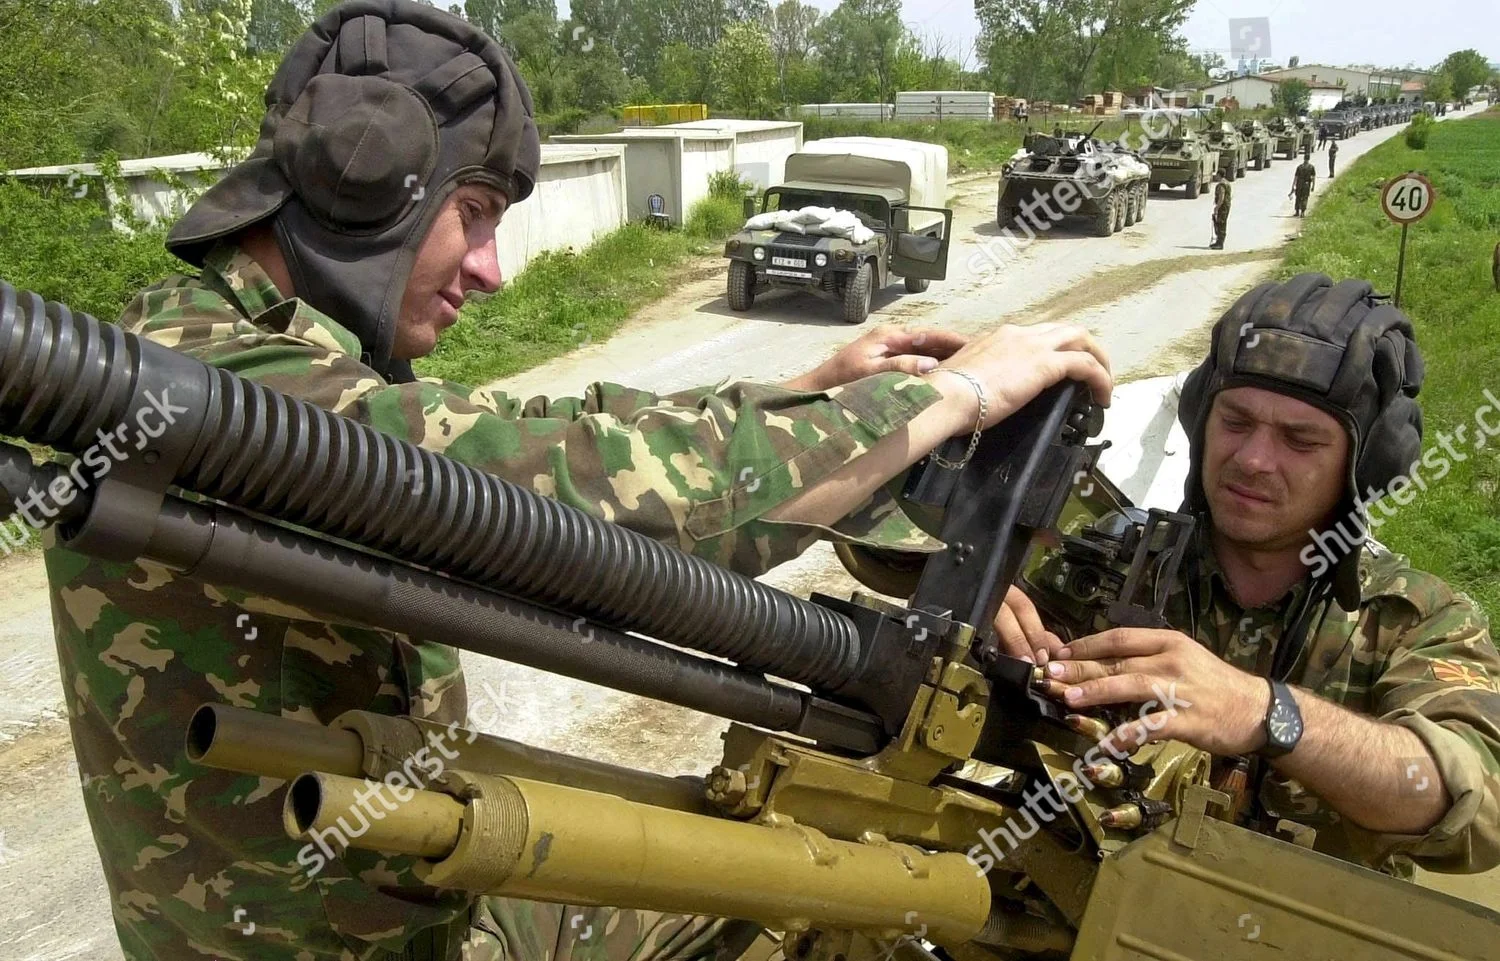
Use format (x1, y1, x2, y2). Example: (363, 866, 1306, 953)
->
(1258, 678, 1304, 759)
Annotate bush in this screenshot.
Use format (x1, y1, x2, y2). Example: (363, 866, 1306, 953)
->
(1405, 113, 1433, 150)
(536, 108, 591, 137)
(706, 168, 751, 200)
(0, 178, 181, 323)
(683, 193, 743, 238)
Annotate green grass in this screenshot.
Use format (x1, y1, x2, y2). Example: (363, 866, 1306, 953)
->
(1279, 108, 1500, 613)
(417, 192, 744, 387)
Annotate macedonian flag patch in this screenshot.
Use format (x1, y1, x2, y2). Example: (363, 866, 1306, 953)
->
(1430, 659, 1499, 692)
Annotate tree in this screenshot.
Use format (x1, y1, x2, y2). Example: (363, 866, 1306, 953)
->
(1272, 78, 1310, 116)
(814, 0, 907, 104)
(1424, 71, 1454, 104)
(656, 42, 710, 102)
(1436, 49, 1489, 101)
(710, 21, 776, 115)
(768, 0, 820, 103)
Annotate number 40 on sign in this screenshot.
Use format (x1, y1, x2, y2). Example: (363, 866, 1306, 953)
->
(1381, 172, 1436, 308)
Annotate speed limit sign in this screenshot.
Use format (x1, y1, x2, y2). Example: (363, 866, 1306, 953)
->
(1382, 173, 1435, 224)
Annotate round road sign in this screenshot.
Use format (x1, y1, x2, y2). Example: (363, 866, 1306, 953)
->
(1381, 173, 1435, 225)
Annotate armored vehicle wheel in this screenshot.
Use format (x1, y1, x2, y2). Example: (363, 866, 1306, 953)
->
(1134, 183, 1147, 223)
(904, 276, 930, 294)
(727, 261, 755, 311)
(842, 261, 873, 324)
(1185, 175, 1201, 199)
(1092, 193, 1116, 237)
(1112, 190, 1127, 233)
(1123, 187, 1138, 227)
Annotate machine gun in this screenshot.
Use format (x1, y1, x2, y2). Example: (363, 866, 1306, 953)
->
(2, 281, 1497, 961)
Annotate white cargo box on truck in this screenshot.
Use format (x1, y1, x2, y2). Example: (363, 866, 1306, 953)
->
(786, 137, 949, 234)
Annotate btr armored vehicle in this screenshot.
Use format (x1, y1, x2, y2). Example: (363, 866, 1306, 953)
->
(997, 123, 1152, 236)
(1142, 126, 1219, 198)
(1237, 119, 1274, 170)
(725, 137, 952, 324)
(1205, 123, 1251, 179)
(1268, 117, 1315, 158)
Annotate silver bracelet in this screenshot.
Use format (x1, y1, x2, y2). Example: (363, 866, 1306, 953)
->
(930, 368, 987, 470)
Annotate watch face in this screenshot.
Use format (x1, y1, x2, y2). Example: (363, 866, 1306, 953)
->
(1268, 693, 1303, 749)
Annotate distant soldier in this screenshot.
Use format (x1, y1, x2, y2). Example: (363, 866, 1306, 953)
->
(1290, 150, 1317, 217)
(1211, 168, 1232, 249)
(1317, 124, 1328, 150)
(1329, 139, 1339, 177)
(1054, 123, 1065, 138)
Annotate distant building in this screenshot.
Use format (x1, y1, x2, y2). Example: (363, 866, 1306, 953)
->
(1200, 76, 1279, 109)
(1399, 81, 1426, 104)
(1259, 65, 1403, 100)
(1234, 57, 1280, 76)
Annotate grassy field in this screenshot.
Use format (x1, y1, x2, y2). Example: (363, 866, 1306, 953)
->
(1279, 108, 1500, 614)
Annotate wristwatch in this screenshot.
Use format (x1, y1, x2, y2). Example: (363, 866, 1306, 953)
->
(1258, 678, 1304, 759)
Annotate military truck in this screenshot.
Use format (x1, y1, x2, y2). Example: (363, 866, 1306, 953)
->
(1237, 119, 1274, 170)
(997, 122, 1152, 237)
(1319, 110, 1358, 140)
(724, 137, 952, 325)
(1205, 122, 1251, 179)
(1142, 126, 1219, 198)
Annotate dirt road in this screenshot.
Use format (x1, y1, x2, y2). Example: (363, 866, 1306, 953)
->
(0, 107, 1489, 960)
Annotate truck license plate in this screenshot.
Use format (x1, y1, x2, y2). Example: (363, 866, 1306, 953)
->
(772, 256, 806, 268)
(766, 268, 812, 279)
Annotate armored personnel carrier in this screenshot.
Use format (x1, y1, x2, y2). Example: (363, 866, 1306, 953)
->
(1237, 119, 1274, 170)
(1142, 125, 1219, 198)
(1205, 122, 1251, 179)
(997, 122, 1151, 237)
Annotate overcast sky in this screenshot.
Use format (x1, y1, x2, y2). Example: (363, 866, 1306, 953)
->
(559, 0, 1498, 74)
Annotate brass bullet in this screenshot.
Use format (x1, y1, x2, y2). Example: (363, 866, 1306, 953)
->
(1064, 714, 1111, 741)
(1080, 761, 1124, 788)
(1099, 803, 1142, 830)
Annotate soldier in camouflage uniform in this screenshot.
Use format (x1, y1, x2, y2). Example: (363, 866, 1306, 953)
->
(1210, 169, 1231, 250)
(998, 274, 1500, 878)
(1290, 150, 1317, 217)
(42, 3, 1113, 961)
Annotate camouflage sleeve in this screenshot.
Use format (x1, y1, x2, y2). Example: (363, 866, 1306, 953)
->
(1358, 578, 1500, 873)
(125, 284, 944, 576)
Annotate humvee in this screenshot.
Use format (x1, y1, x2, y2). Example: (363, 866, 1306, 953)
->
(724, 137, 952, 325)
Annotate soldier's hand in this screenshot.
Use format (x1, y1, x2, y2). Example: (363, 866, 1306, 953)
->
(1037, 628, 1272, 756)
(928, 322, 1112, 430)
(783, 325, 967, 393)
(993, 585, 1066, 664)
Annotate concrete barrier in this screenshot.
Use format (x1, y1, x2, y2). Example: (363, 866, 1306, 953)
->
(6, 145, 631, 279)
(550, 128, 738, 224)
(657, 119, 803, 191)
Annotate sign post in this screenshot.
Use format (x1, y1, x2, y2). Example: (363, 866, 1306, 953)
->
(1380, 172, 1436, 307)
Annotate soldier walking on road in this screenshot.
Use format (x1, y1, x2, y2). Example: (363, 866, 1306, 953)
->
(1329, 140, 1339, 178)
(1317, 125, 1328, 150)
(1291, 150, 1317, 217)
(1211, 168, 1232, 249)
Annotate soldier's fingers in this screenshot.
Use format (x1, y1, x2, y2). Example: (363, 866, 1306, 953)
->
(1052, 350, 1113, 407)
(897, 327, 967, 358)
(1057, 628, 1172, 662)
(1105, 712, 1178, 753)
(993, 602, 1034, 663)
(1005, 585, 1065, 664)
(1057, 672, 1160, 709)
(878, 354, 942, 377)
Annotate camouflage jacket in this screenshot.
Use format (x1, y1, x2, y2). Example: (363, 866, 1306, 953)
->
(1293, 163, 1317, 192)
(1164, 534, 1500, 877)
(1214, 181, 1233, 214)
(44, 243, 943, 961)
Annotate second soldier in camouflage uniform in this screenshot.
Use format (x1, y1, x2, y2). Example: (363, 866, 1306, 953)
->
(998, 274, 1500, 877)
(43, 2, 1115, 961)
(1210, 169, 1231, 250)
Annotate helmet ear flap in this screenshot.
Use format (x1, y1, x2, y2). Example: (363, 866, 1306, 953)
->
(1355, 395, 1422, 498)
